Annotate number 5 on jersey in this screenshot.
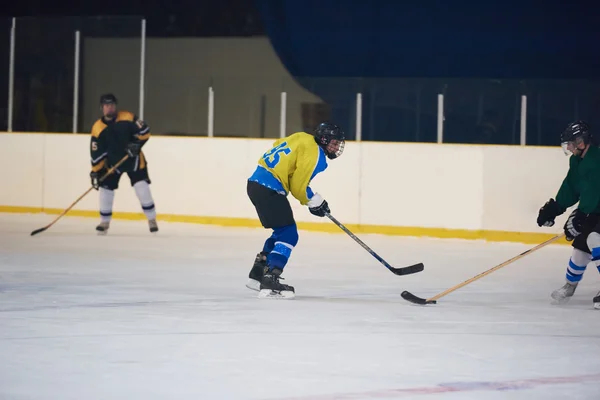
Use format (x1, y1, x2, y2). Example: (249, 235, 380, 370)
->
(263, 142, 291, 168)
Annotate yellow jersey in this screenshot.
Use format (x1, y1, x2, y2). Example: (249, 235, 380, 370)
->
(248, 132, 328, 205)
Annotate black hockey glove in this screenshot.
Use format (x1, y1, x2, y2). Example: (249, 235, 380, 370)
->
(537, 198, 565, 227)
(564, 209, 587, 241)
(308, 193, 330, 218)
(126, 142, 141, 157)
(90, 171, 101, 190)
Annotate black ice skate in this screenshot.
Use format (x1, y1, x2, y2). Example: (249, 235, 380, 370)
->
(246, 252, 267, 291)
(96, 221, 110, 235)
(593, 291, 600, 310)
(148, 219, 159, 233)
(258, 267, 295, 299)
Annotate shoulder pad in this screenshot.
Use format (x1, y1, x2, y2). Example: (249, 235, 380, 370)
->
(91, 119, 106, 138)
(117, 111, 135, 122)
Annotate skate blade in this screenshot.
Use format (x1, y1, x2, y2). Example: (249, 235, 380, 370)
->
(550, 296, 572, 305)
(245, 279, 260, 292)
(96, 230, 108, 236)
(258, 289, 295, 299)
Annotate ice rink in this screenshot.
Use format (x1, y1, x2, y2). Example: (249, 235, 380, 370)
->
(1, 212, 600, 399)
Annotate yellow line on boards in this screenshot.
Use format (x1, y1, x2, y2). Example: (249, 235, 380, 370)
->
(0, 205, 569, 246)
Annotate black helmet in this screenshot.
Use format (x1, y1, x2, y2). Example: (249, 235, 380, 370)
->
(561, 121, 592, 154)
(314, 122, 345, 159)
(561, 121, 591, 144)
(100, 93, 117, 105)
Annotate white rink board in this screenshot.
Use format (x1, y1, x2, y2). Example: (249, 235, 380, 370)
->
(0, 132, 572, 234)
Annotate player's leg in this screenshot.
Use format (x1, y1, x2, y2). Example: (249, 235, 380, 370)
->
(246, 181, 282, 289)
(96, 173, 121, 235)
(259, 223, 298, 297)
(585, 216, 600, 309)
(551, 215, 599, 303)
(551, 247, 590, 303)
(247, 181, 297, 297)
(128, 166, 158, 233)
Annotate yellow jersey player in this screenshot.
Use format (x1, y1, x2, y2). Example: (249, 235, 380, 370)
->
(246, 122, 345, 299)
(90, 93, 158, 234)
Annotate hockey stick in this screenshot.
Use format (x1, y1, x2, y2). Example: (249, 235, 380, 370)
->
(30, 155, 129, 236)
(401, 233, 565, 304)
(325, 213, 424, 275)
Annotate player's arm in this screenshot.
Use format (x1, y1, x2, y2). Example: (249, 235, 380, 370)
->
(125, 115, 150, 157)
(289, 146, 330, 217)
(90, 126, 107, 189)
(555, 164, 580, 210)
(133, 115, 150, 146)
(573, 162, 600, 214)
(537, 166, 576, 227)
(562, 169, 600, 240)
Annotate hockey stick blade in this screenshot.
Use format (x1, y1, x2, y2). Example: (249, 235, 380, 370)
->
(391, 263, 424, 276)
(401, 290, 437, 304)
(29, 155, 130, 237)
(325, 213, 424, 277)
(30, 227, 48, 236)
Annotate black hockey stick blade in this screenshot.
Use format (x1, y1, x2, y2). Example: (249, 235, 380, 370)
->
(391, 263, 425, 276)
(30, 226, 48, 236)
(325, 213, 424, 276)
(400, 290, 437, 304)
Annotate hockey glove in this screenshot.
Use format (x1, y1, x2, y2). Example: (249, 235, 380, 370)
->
(90, 171, 101, 190)
(126, 142, 141, 157)
(564, 209, 587, 241)
(537, 198, 565, 227)
(308, 193, 330, 218)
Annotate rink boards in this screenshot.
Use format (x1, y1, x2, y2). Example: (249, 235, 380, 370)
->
(0, 132, 571, 244)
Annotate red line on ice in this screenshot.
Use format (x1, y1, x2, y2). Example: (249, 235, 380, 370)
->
(269, 372, 600, 400)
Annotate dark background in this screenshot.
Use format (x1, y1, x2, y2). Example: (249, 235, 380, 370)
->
(1, 0, 599, 144)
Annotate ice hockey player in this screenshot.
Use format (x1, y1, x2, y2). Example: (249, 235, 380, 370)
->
(246, 122, 345, 299)
(90, 93, 158, 234)
(537, 121, 600, 309)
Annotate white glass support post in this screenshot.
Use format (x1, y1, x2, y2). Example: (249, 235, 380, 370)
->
(356, 92, 362, 141)
(279, 92, 287, 138)
(139, 19, 146, 120)
(8, 17, 15, 132)
(520, 95, 527, 146)
(207, 86, 214, 137)
(437, 94, 444, 143)
(72, 30, 80, 133)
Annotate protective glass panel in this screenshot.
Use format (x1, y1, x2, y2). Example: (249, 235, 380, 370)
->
(13, 16, 143, 133)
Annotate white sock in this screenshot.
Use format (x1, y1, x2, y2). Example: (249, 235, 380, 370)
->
(99, 187, 115, 223)
(134, 181, 157, 220)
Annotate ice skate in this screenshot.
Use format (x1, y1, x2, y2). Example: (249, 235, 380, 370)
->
(258, 267, 295, 299)
(246, 252, 267, 291)
(96, 221, 110, 235)
(551, 281, 578, 304)
(148, 219, 158, 233)
(593, 290, 600, 310)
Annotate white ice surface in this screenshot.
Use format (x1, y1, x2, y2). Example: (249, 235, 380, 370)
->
(1, 213, 600, 400)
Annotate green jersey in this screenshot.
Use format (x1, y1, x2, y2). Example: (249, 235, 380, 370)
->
(556, 145, 600, 214)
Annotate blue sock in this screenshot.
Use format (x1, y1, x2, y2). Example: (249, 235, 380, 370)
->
(593, 247, 600, 274)
(266, 224, 299, 271)
(566, 257, 587, 283)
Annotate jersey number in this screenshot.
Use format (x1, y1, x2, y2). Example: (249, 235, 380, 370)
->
(262, 142, 291, 168)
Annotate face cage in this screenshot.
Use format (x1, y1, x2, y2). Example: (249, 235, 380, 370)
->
(323, 139, 345, 160)
(561, 136, 585, 156)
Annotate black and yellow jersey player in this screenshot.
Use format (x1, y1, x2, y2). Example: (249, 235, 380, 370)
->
(89, 93, 158, 234)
